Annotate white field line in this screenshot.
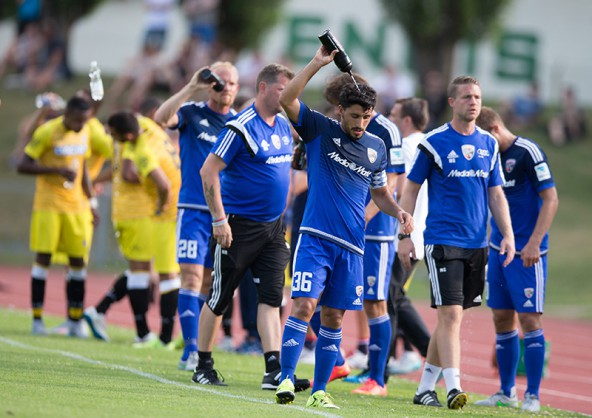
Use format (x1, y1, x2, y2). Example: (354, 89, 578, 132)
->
(0, 336, 341, 418)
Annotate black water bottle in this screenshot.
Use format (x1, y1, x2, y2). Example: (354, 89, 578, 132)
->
(318, 29, 353, 73)
(199, 68, 225, 92)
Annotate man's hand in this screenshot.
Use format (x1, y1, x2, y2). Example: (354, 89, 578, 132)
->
(213, 223, 233, 249)
(313, 46, 338, 68)
(499, 236, 516, 267)
(397, 210, 414, 235)
(520, 240, 540, 268)
(56, 167, 76, 182)
(397, 237, 416, 271)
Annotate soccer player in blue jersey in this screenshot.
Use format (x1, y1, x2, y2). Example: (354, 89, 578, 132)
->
(312, 73, 406, 396)
(398, 76, 515, 410)
(154, 61, 239, 371)
(194, 63, 310, 393)
(474, 107, 559, 413)
(274, 46, 413, 409)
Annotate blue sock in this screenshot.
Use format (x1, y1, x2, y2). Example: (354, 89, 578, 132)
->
(496, 329, 519, 397)
(197, 292, 207, 310)
(368, 314, 391, 387)
(178, 289, 200, 360)
(524, 329, 545, 397)
(280, 316, 308, 382)
(310, 308, 345, 366)
(313, 326, 342, 393)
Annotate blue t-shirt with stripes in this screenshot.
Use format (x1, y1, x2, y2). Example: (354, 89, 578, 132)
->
(211, 103, 292, 222)
(292, 102, 388, 256)
(407, 123, 504, 249)
(175, 101, 236, 210)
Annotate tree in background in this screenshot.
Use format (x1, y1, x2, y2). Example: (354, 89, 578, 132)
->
(217, 0, 285, 53)
(379, 0, 511, 89)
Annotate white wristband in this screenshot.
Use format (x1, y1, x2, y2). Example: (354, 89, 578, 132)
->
(212, 217, 228, 227)
(89, 197, 99, 209)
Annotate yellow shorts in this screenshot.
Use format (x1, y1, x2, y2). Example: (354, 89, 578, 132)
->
(153, 218, 180, 274)
(30, 210, 89, 258)
(113, 218, 155, 262)
(53, 209, 94, 265)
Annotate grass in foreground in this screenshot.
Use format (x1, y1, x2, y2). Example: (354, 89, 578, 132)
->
(0, 308, 584, 418)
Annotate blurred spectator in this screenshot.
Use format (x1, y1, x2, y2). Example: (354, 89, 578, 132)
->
(104, 42, 175, 113)
(182, 0, 219, 47)
(373, 64, 415, 115)
(142, 0, 176, 52)
(235, 49, 264, 96)
(17, 0, 43, 34)
(422, 70, 449, 131)
(548, 87, 587, 146)
(0, 17, 69, 91)
(172, 34, 213, 90)
(502, 82, 543, 131)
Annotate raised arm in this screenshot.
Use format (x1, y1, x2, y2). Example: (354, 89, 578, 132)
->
(280, 46, 337, 123)
(154, 67, 209, 128)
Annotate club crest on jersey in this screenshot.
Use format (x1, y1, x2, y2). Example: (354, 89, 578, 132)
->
(524, 288, 534, 298)
(462, 144, 475, 160)
(356, 286, 364, 297)
(505, 158, 516, 173)
(367, 148, 377, 163)
(367, 276, 376, 287)
(271, 134, 281, 150)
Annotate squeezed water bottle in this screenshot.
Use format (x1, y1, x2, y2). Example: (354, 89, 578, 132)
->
(89, 61, 104, 101)
(318, 30, 360, 91)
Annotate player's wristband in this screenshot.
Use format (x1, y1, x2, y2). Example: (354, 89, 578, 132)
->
(212, 216, 228, 227)
(397, 233, 411, 240)
(89, 197, 99, 210)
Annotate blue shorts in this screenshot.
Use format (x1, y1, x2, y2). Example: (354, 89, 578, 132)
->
(291, 234, 363, 311)
(486, 248, 547, 313)
(363, 240, 394, 301)
(176, 208, 213, 268)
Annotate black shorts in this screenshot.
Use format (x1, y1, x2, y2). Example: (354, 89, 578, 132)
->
(424, 244, 487, 309)
(206, 215, 290, 315)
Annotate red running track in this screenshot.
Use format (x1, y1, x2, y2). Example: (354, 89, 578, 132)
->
(1, 265, 591, 415)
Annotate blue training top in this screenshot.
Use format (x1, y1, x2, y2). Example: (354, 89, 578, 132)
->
(175, 101, 236, 210)
(211, 103, 292, 222)
(365, 113, 405, 241)
(407, 123, 504, 249)
(490, 136, 555, 254)
(292, 102, 388, 256)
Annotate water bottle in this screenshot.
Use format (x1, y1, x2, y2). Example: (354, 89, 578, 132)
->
(89, 61, 104, 101)
(318, 30, 353, 74)
(198, 68, 226, 92)
(35, 93, 66, 110)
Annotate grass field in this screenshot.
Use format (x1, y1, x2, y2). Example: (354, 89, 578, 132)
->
(0, 308, 587, 418)
(1, 79, 592, 318)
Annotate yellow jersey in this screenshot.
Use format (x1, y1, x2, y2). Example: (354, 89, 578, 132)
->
(123, 116, 181, 221)
(25, 116, 91, 213)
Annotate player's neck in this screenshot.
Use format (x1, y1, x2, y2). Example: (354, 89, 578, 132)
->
(207, 99, 231, 115)
(253, 100, 277, 126)
(450, 118, 475, 136)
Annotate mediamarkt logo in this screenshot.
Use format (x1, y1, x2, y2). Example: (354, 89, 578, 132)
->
(327, 152, 371, 177)
(447, 169, 488, 178)
(265, 154, 291, 164)
(197, 132, 217, 143)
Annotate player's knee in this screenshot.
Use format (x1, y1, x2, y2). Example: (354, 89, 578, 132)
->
(291, 298, 317, 321)
(180, 267, 203, 290)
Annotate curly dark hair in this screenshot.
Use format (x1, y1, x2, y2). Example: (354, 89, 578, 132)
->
(338, 83, 376, 111)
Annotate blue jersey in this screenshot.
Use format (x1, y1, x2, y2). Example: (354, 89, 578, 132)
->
(408, 123, 504, 248)
(292, 102, 388, 256)
(365, 113, 404, 242)
(175, 101, 236, 210)
(490, 136, 555, 254)
(211, 103, 292, 222)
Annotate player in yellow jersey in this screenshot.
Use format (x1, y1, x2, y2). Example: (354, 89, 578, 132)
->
(17, 96, 97, 337)
(85, 111, 181, 347)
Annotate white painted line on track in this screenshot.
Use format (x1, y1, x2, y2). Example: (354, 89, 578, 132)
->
(0, 336, 341, 418)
